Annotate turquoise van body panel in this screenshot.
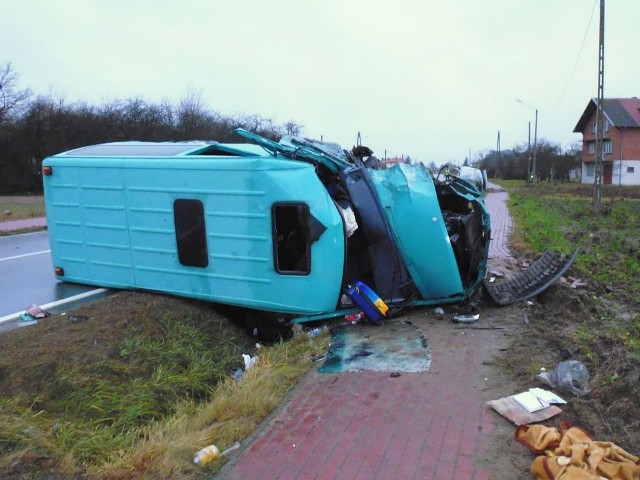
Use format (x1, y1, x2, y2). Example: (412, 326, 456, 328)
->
(43, 131, 492, 323)
(44, 154, 345, 314)
(369, 163, 464, 299)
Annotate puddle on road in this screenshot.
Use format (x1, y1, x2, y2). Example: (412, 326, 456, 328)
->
(319, 319, 432, 373)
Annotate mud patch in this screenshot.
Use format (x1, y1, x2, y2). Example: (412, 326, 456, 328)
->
(319, 319, 431, 373)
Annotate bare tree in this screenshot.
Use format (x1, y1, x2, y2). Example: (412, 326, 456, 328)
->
(0, 62, 31, 124)
(284, 120, 303, 137)
(176, 89, 213, 139)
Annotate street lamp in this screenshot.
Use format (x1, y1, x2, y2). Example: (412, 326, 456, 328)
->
(516, 99, 538, 183)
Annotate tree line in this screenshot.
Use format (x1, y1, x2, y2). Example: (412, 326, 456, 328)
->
(475, 139, 582, 183)
(0, 63, 302, 194)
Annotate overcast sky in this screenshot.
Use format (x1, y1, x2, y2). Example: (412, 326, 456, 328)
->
(2, 0, 639, 164)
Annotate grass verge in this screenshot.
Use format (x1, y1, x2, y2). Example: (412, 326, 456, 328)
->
(0, 292, 329, 479)
(0, 196, 45, 221)
(493, 179, 640, 451)
(497, 180, 640, 305)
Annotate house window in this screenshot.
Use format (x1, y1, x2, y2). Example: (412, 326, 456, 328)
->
(174, 199, 208, 267)
(588, 142, 595, 154)
(628, 166, 635, 174)
(272, 203, 311, 275)
(604, 140, 612, 154)
(586, 164, 595, 177)
(591, 120, 609, 133)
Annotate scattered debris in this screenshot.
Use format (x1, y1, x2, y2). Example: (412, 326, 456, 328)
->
(512, 388, 566, 412)
(483, 250, 578, 306)
(559, 348, 574, 360)
(489, 269, 504, 278)
(344, 312, 366, 324)
(242, 354, 258, 370)
(306, 327, 323, 338)
(18, 313, 38, 326)
(221, 442, 241, 457)
(26, 304, 50, 318)
(193, 444, 220, 465)
(561, 275, 588, 289)
(18, 304, 51, 326)
(232, 369, 244, 382)
(69, 315, 89, 323)
(571, 279, 586, 288)
(537, 360, 590, 396)
(433, 307, 445, 317)
(452, 314, 480, 324)
(487, 394, 562, 426)
(453, 325, 509, 330)
(390, 372, 401, 378)
(529, 387, 566, 405)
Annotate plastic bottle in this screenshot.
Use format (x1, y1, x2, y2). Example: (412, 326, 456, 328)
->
(193, 445, 220, 464)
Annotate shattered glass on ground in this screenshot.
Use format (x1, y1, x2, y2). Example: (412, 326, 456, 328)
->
(319, 319, 432, 373)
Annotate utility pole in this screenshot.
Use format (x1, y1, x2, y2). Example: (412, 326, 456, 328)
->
(527, 121, 531, 182)
(516, 99, 538, 183)
(593, 0, 605, 211)
(532, 109, 538, 183)
(497, 131, 501, 178)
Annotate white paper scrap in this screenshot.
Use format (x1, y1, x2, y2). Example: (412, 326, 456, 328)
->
(512, 391, 548, 413)
(529, 387, 567, 404)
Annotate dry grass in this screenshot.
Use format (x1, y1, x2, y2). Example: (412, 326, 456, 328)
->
(98, 331, 330, 479)
(0, 291, 330, 479)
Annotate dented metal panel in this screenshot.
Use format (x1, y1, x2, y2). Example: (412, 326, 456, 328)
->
(369, 163, 464, 299)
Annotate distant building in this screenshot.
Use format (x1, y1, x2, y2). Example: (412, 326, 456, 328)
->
(383, 156, 406, 167)
(573, 97, 640, 185)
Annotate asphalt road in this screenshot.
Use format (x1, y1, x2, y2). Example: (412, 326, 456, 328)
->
(0, 231, 106, 325)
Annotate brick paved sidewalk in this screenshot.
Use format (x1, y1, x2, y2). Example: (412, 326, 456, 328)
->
(216, 186, 516, 480)
(484, 182, 514, 263)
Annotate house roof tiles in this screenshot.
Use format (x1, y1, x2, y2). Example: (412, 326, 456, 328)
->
(573, 97, 640, 132)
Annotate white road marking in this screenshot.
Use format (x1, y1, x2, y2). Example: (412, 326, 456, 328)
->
(0, 250, 51, 262)
(0, 288, 109, 325)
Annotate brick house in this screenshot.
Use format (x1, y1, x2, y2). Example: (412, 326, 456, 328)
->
(573, 97, 640, 185)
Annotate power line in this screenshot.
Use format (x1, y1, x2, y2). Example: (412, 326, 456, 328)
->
(552, 0, 599, 112)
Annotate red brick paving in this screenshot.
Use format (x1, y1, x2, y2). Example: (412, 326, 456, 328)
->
(485, 183, 515, 261)
(216, 185, 515, 480)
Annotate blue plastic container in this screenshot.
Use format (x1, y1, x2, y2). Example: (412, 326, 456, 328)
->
(345, 281, 387, 325)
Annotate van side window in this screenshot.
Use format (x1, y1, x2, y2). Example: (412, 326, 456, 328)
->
(272, 203, 311, 275)
(174, 199, 209, 267)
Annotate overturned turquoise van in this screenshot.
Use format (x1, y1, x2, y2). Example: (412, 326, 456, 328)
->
(42, 129, 491, 325)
